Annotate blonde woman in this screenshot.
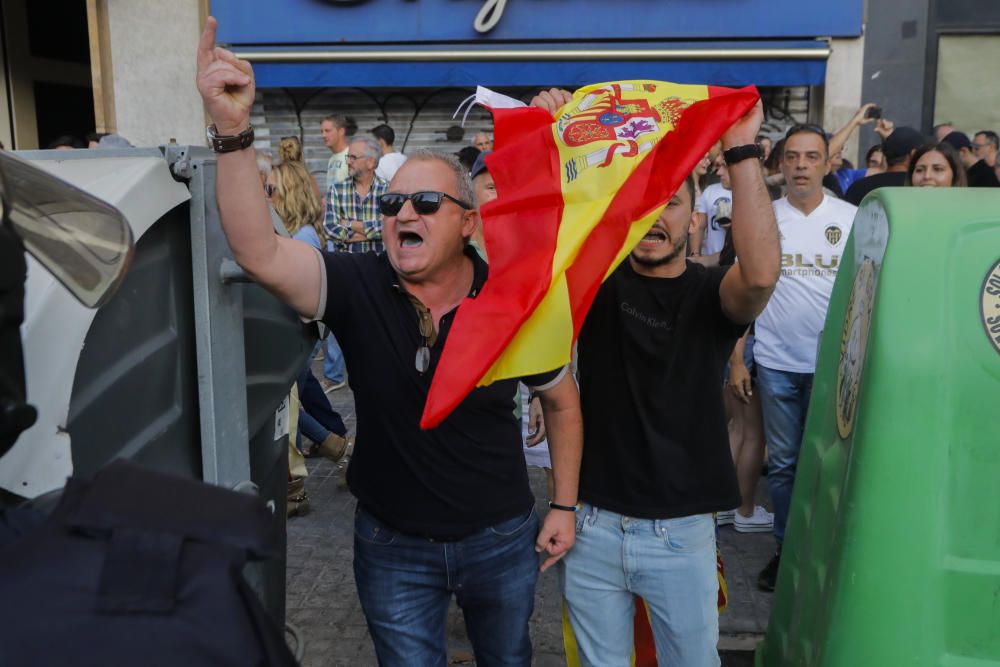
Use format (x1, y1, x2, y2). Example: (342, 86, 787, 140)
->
(268, 153, 347, 394)
(269, 160, 330, 250)
(267, 159, 351, 461)
(278, 135, 322, 201)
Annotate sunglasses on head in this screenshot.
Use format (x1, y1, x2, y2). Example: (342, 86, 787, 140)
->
(378, 191, 473, 216)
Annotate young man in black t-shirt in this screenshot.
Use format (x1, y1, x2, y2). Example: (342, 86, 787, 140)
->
(196, 25, 583, 667)
(532, 90, 780, 666)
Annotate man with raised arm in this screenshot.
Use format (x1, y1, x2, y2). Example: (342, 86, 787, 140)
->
(196, 19, 582, 667)
(532, 89, 780, 667)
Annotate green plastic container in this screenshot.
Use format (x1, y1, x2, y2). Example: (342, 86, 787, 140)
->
(756, 187, 1000, 667)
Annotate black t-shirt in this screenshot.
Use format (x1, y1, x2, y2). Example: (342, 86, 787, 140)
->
(967, 160, 1000, 188)
(320, 247, 561, 537)
(844, 171, 906, 206)
(576, 261, 745, 519)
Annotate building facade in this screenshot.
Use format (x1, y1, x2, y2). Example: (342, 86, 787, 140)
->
(1, 1, 996, 166)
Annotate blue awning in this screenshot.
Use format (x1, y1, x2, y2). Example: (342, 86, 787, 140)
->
(237, 40, 830, 89)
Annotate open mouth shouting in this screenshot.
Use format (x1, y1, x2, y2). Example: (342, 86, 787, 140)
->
(638, 225, 669, 249)
(398, 230, 424, 249)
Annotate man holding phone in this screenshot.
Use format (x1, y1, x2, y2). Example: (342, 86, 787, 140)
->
(827, 102, 882, 195)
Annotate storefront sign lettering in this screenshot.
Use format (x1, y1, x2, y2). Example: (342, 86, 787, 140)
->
(325, 0, 513, 33)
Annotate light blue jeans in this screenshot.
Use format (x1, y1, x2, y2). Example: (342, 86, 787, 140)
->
(755, 364, 814, 545)
(562, 503, 720, 667)
(323, 335, 345, 384)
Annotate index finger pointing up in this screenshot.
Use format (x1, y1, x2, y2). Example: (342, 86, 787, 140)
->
(197, 16, 219, 70)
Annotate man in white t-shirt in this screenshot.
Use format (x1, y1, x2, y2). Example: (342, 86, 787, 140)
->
(371, 124, 407, 182)
(319, 113, 355, 391)
(754, 124, 857, 592)
(322, 114, 353, 189)
(693, 153, 733, 258)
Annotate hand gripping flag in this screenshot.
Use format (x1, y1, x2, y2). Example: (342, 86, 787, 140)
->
(420, 81, 760, 428)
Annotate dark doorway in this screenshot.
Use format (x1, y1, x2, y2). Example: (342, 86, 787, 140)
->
(25, 0, 94, 148)
(34, 82, 95, 149)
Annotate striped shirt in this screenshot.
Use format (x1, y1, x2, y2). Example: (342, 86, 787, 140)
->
(323, 176, 388, 254)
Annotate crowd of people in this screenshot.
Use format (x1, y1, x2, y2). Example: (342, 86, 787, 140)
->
(193, 14, 998, 664)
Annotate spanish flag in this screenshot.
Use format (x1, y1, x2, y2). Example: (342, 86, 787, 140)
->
(421, 81, 760, 428)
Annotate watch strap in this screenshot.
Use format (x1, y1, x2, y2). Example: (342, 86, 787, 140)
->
(207, 124, 255, 153)
(723, 143, 764, 166)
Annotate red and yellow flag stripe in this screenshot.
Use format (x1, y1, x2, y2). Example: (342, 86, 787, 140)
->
(421, 81, 759, 428)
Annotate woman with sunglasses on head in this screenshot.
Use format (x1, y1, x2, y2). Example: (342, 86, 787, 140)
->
(906, 142, 967, 188)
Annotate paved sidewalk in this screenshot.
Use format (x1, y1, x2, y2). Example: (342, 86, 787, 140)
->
(286, 385, 774, 666)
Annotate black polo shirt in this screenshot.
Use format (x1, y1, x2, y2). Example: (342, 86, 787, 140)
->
(968, 160, 1000, 188)
(317, 246, 563, 537)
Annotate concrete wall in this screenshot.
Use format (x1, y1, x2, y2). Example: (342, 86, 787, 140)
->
(822, 36, 866, 165)
(859, 0, 932, 159)
(102, 0, 206, 147)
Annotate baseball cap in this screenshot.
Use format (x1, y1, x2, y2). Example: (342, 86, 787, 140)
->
(470, 150, 492, 179)
(940, 130, 973, 151)
(882, 126, 925, 161)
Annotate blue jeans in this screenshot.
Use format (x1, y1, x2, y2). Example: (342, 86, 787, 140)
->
(323, 335, 345, 384)
(295, 362, 346, 451)
(353, 505, 539, 667)
(562, 503, 719, 667)
(755, 364, 814, 545)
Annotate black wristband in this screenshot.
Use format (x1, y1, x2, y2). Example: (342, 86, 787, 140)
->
(723, 143, 764, 166)
(548, 501, 578, 512)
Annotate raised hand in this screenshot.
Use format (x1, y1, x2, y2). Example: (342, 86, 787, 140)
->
(874, 118, 895, 140)
(853, 102, 879, 126)
(196, 16, 255, 135)
(530, 88, 574, 116)
(721, 98, 764, 150)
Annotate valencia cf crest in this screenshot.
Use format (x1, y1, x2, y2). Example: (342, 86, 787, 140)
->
(836, 257, 876, 439)
(825, 225, 843, 246)
(981, 257, 1000, 356)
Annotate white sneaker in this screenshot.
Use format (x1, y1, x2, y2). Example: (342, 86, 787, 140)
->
(716, 509, 736, 526)
(734, 505, 774, 533)
(321, 378, 347, 394)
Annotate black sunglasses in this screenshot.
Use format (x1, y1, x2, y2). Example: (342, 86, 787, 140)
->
(378, 191, 473, 216)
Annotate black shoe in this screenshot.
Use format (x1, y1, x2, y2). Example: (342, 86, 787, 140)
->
(757, 551, 781, 592)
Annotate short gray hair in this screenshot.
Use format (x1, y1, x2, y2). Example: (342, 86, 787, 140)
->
(404, 149, 475, 207)
(350, 135, 383, 162)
